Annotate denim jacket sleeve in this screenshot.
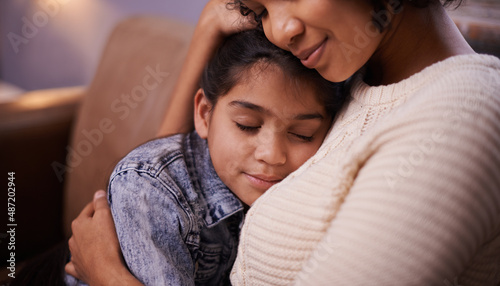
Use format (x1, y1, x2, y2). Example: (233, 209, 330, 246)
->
(108, 168, 196, 286)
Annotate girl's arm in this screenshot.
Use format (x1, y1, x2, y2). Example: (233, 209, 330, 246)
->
(157, 0, 256, 136)
(108, 170, 197, 285)
(65, 191, 143, 286)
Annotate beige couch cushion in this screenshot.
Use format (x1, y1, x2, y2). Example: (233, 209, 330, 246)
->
(63, 16, 194, 236)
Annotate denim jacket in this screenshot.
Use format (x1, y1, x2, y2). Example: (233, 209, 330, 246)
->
(108, 131, 244, 286)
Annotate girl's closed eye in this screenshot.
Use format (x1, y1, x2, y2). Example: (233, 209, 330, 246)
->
(236, 122, 260, 132)
(288, 122, 323, 143)
(290, 132, 314, 142)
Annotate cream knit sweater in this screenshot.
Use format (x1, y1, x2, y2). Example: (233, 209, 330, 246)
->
(230, 54, 500, 285)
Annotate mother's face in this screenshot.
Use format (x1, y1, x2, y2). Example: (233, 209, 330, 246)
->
(242, 0, 387, 82)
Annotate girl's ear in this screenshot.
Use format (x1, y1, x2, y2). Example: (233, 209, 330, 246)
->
(194, 88, 212, 139)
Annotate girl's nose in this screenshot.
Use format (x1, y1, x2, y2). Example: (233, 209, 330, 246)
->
(254, 133, 287, 166)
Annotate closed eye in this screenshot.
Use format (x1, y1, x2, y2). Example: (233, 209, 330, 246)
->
(236, 122, 260, 132)
(290, 133, 314, 142)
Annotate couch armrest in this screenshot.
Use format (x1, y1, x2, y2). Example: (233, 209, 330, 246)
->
(0, 86, 85, 132)
(0, 86, 85, 265)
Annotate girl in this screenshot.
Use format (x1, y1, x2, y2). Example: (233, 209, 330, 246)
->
(68, 0, 500, 285)
(64, 29, 341, 286)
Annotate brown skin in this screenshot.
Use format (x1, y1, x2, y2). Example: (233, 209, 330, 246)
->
(66, 0, 474, 284)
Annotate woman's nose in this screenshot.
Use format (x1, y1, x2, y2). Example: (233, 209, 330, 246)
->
(254, 133, 287, 166)
(265, 10, 304, 49)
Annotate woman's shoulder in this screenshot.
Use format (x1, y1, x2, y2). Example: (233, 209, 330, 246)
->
(339, 53, 500, 160)
(379, 54, 500, 134)
(411, 54, 500, 116)
(347, 54, 499, 111)
(434, 54, 500, 92)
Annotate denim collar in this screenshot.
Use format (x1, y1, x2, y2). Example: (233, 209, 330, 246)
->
(186, 132, 243, 227)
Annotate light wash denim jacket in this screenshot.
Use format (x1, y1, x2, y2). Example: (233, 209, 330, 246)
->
(108, 131, 244, 286)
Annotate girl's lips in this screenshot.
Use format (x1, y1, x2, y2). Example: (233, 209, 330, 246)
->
(299, 39, 327, 69)
(244, 173, 282, 190)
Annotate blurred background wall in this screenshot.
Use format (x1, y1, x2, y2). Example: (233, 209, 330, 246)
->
(0, 0, 207, 91)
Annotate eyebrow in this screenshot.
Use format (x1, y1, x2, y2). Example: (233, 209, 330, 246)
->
(228, 100, 324, 120)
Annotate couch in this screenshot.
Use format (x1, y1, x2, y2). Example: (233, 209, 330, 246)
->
(0, 16, 194, 268)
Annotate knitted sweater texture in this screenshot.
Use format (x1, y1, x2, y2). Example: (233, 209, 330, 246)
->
(230, 54, 500, 285)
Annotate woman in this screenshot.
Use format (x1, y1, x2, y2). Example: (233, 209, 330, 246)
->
(66, 0, 500, 285)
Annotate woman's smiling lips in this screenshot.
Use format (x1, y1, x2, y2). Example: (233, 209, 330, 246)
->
(294, 38, 327, 69)
(244, 173, 283, 190)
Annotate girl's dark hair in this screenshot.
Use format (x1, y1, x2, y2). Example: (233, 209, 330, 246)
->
(200, 29, 345, 117)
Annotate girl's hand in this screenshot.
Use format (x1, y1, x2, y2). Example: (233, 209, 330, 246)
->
(65, 191, 141, 286)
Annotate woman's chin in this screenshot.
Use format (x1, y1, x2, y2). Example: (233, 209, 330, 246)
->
(317, 66, 352, 83)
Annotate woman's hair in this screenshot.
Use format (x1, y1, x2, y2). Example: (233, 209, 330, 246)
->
(200, 29, 345, 117)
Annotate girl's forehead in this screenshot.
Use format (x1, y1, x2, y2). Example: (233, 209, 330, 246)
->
(238, 62, 300, 88)
(234, 65, 325, 107)
(239, 62, 326, 104)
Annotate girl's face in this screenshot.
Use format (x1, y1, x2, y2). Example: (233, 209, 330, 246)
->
(242, 0, 386, 82)
(194, 64, 331, 206)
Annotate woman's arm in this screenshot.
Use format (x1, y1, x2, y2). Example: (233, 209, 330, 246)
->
(157, 0, 256, 136)
(65, 191, 143, 286)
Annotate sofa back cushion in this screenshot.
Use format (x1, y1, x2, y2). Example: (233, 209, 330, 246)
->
(63, 16, 194, 235)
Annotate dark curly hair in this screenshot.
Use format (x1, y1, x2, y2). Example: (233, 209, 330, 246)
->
(230, 0, 463, 31)
(200, 29, 345, 117)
